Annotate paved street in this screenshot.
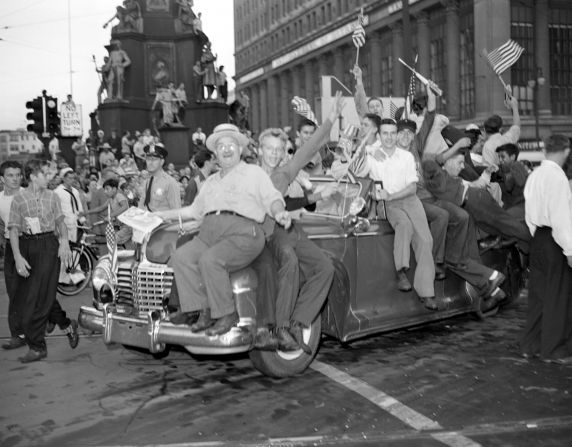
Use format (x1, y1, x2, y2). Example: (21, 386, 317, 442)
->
(1, 280, 571, 447)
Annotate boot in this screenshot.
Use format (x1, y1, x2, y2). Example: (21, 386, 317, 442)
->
(275, 327, 299, 351)
(205, 311, 239, 336)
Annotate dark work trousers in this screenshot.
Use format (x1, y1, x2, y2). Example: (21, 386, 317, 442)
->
(422, 198, 494, 292)
(171, 214, 265, 319)
(4, 242, 21, 337)
(5, 240, 70, 337)
(268, 223, 334, 328)
(520, 227, 572, 360)
(464, 188, 530, 243)
(16, 233, 60, 351)
(420, 200, 448, 265)
(251, 246, 278, 327)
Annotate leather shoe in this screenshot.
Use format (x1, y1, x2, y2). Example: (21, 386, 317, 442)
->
(275, 327, 300, 351)
(65, 320, 79, 349)
(254, 327, 280, 351)
(46, 321, 56, 334)
(2, 336, 26, 350)
(205, 311, 239, 336)
(435, 264, 446, 281)
(397, 270, 412, 292)
(169, 310, 198, 325)
(190, 308, 214, 333)
(478, 235, 501, 251)
(484, 271, 506, 297)
(290, 321, 312, 355)
(419, 296, 438, 311)
(483, 287, 506, 311)
(19, 349, 47, 363)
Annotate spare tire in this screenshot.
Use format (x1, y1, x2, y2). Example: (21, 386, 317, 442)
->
(249, 317, 321, 378)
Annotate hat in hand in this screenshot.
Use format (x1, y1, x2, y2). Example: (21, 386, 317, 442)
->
(441, 125, 470, 152)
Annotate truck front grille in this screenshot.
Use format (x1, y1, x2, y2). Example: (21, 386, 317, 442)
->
(134, 264, 174, 313)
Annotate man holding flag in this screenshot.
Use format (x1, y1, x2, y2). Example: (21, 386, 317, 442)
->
(481, 96, 521, 167)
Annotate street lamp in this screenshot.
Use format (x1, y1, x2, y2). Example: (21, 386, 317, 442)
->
(528, 67, 546, 147)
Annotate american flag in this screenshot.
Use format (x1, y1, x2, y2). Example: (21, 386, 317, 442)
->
(486, 40, 525, 75)
(106, 204, 117, 272)
(291, 96, 317, 125)
(405, 55, 419, 117)
(389, 97, 398, 119)
(352, 9, 367, 48)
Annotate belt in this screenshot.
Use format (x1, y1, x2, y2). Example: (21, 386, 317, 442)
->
(205, 210, 248, 219)
(20, 231, 55, 240)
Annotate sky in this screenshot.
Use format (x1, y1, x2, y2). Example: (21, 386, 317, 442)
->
(0, 0, 235, 134)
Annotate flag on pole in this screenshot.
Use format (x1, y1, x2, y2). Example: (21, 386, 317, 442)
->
(405, 55, 419, 118)
(485, 39, 525, 75)
(106, 204, 117, 272)
(352, 25, 366, 48)
(352, 8, 367, 48)
(292, 96, 317, 125)
(389, 97, 398, 119)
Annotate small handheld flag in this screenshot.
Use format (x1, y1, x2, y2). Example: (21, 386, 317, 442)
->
(485, 39, 524, 76)
(352, 8, 367, 65)
(291, 96, 318, 125)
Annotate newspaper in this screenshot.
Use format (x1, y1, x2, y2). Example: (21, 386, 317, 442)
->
(117, 207, 163, 243)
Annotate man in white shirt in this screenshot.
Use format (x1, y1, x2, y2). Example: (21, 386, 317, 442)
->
(191, 127, 206, 146)
(521, 134, 572, 364)
(481, 96, 521, 167)
(54, 167, 85, 243)
(352, 118, 436, 309)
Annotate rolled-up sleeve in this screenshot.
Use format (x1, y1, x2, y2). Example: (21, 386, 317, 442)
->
(403, 152, 419, 185)
(257, 170, 285, 215)
(7, 196, 23, 232)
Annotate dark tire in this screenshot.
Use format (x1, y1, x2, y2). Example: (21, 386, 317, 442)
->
(57, 247, 93, 296)
(249, 317, 321, 378)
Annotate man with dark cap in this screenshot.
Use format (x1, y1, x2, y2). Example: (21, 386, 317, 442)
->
(396, 85, 448, 281)
(521, 134, 572, 363)
(481, 96, 521, 167)
(154, 124, 291, 336)
(138, 143, 181, 212)
(422, 131, 530, 249)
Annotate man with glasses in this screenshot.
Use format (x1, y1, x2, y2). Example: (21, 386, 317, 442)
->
(155, 124, 291, 336)
(138, 143, 181, 212)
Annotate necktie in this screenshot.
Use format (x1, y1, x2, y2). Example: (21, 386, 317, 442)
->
(144, 176, 154, 211)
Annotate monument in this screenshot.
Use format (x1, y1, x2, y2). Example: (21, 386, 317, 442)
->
(94, 0, 227, 167)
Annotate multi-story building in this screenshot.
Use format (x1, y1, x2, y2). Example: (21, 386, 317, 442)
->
(0, 129, 44, 163)
(234, 0, 572, 145)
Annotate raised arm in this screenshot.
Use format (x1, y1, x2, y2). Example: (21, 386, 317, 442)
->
(282, 92, 344, 185)
(351, 65, 368, 118)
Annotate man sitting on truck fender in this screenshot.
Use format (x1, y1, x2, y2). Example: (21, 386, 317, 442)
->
(154, 124, 291, 336)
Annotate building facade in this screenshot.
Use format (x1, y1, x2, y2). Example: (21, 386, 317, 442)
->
(0, 129, 44, 164)
(234, 0, 572, 144)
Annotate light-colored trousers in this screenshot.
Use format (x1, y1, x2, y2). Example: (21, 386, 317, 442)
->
(382, 194, 435, 298)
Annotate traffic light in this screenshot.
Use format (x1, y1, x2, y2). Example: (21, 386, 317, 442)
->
(26, 97, 44, 135)
(45, 96, 60, 136)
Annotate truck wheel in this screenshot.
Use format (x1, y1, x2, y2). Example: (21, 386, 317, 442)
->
(249, 317, 321, 378)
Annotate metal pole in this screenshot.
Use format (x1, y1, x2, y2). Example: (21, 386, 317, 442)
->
(534, 81, 540, 145)
(67, 0, 73, 96)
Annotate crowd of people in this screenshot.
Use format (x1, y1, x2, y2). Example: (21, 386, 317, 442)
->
(2, 60, 572, 364)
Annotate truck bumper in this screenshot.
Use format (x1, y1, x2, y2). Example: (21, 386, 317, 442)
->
(78, 304, 254, 355)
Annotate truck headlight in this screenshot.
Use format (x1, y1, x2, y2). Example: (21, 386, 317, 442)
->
(92, 265, 111, 291)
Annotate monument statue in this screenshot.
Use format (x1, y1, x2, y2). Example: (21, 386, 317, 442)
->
(152, 82, 183, 128)
(106, 41, 131, 101)
(94, 55, 110, 104)
(103, 0, 142, 33)
(201, 42, 217, 100)
(175, 0, 195, 33)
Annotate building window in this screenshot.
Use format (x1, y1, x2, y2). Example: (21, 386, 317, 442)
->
(510, 2, 535, 116)
(459, 9, 475, 119)
(381, 46, 393, 97)
(549, 5, 572, 115)
(429, 11, 445, 110)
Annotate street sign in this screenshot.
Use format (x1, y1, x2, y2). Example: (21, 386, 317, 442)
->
(60, 102, 83, 137)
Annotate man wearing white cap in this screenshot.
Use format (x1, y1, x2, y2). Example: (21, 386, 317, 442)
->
(54, 167, 84, 243)
(155, 124, 291, 336)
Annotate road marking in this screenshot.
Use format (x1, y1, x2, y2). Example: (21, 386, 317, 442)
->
(310, 360, 481, 447)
